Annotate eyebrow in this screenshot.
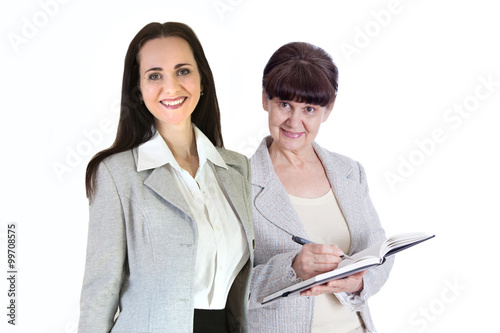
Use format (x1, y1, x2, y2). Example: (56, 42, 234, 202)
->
(145, 67, 162, 73)
(145, 63, 193, 73)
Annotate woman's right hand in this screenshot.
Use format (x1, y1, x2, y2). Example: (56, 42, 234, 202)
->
(291, 244, 344, 281)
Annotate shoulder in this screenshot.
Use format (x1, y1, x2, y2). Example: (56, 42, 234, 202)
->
(216, 147, 249, 169)
(315, 143, 359, 168)
(100, 149, 137, 172)
(216, 147, 250, 176)
(312, 142, 367, 185)
(249, 136, 274, 179)
(95, 149, 142, 188)
(249, 138, 269, 164)
(217, 147, 248, 164)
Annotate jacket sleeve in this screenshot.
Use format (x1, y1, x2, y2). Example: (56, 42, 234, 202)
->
(336, 162, 394, 311)
(249, 249, 302, 309)
(78, 162, 127, 332)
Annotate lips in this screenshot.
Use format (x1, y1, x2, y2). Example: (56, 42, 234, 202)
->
(160, 97, 186, 108)
(281, 128, 304, 139)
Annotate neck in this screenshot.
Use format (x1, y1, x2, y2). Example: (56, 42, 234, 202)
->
(156, 120, 198, 162)
(268, 141, 317, 169)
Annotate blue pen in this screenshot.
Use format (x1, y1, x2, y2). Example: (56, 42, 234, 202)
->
(291, 235, 314, 245)
(291, 235, 348, 259)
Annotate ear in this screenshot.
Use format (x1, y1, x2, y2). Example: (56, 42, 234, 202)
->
(321, 101, 335, 123)
(262, 88, 270, 112)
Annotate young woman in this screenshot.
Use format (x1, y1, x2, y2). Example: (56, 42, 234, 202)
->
(78, 22, 254, 333)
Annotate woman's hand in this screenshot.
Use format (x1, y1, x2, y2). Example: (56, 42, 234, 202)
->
(292, 244, 344, 281)
(300, 270, 366, 296)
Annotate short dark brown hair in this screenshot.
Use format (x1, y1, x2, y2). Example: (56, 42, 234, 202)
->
(262, 42, 338, 107)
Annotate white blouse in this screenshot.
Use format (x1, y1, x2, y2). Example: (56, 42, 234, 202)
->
(137, 126, 249, 309)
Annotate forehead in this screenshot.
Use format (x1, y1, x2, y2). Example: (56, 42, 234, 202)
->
(138, 37, 196, 70)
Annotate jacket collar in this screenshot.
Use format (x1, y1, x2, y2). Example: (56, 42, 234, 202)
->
(133, 145, 251, 249)
(251, 136, 354, 187)
(136, 125, 227, 172)
(251, 136, 364, 252)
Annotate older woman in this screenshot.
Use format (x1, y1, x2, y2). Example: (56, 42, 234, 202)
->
(248, 42, 393, 333)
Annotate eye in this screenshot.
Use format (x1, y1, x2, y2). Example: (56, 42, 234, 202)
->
(304, 106, 316, 113)
(148, 73, 162, 80)
(177, 68, 191, 76)
(279, 102, 292, 110)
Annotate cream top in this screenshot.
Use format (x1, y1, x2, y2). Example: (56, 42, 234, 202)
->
(289, 189, 361, 333)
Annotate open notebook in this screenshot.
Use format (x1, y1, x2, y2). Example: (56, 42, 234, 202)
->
(262, 232, 435, 305)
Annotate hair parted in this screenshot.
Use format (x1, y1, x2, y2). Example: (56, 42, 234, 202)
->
(262, 42, 338, 107)
(85, 22, 223, 200)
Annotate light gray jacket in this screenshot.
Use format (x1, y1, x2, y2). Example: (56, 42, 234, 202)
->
(78, 147, 254, 333)
(248, 137, 393, 333)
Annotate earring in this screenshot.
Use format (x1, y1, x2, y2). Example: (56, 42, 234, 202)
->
(200, 91, 204, 96)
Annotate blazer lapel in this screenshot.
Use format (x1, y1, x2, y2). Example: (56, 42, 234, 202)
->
(313, 142, 367, 254)
(142, 164, 195, 222)
(251, 138, 306, 239)
(254, 177, 306, 239)
(213, 164, 250, 231)
(138, 146, 253, 235)
(252, 138, 369, 254)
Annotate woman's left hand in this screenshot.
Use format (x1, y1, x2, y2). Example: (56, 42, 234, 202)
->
(300, 270, 366, 297)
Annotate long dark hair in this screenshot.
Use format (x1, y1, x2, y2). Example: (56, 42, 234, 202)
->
(86, 22, 223, 200)
(262, 42, 338, 107)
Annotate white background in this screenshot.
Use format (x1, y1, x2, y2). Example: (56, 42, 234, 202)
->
(1, 0, 499, 332)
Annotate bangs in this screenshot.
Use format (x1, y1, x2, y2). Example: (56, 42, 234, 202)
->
(264, 62, 336, 107)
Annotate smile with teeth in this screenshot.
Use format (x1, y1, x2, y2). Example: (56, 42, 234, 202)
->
(160, 97, 186, 106)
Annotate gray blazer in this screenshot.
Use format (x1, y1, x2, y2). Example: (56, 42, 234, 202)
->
(248, 137, 393, 333)
(78, 147, 254, 333)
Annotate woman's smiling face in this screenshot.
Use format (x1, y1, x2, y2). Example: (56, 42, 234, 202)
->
(138, 36, 203, 131)
(263, 94, 333, 153)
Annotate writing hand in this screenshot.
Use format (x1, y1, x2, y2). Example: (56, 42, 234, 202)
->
(291, 243, 344, 281)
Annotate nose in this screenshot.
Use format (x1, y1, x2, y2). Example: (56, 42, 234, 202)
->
(286, 110, 301, 128)
(162, 75, 180, 95)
